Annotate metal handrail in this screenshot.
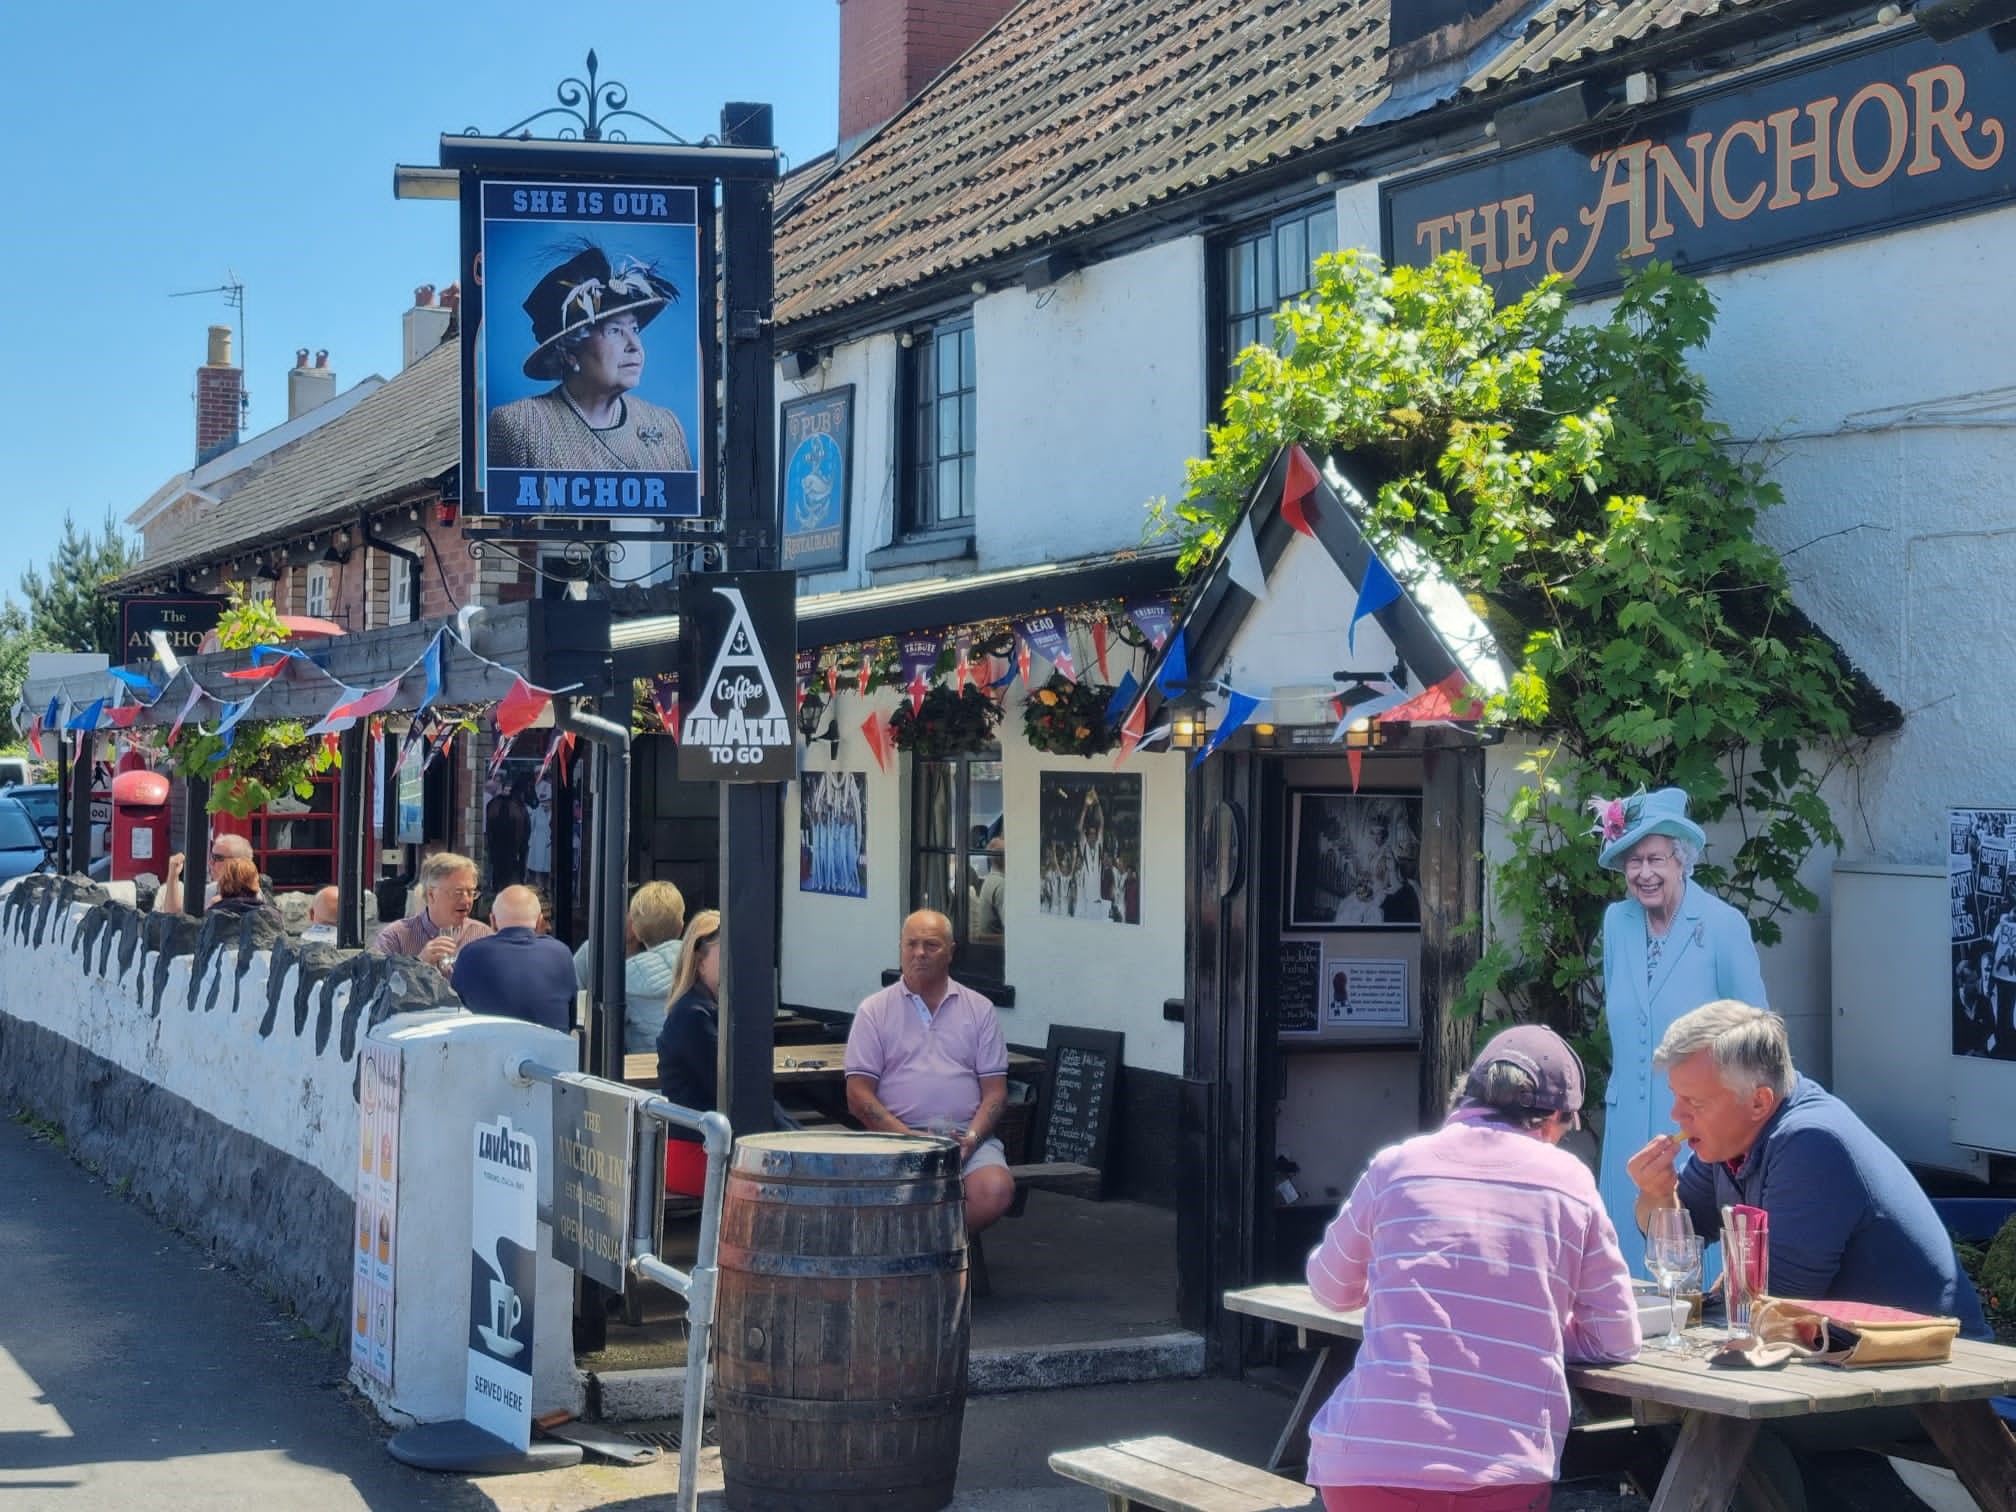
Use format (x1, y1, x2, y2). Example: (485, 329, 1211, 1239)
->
(511, 1055, 731, 1512)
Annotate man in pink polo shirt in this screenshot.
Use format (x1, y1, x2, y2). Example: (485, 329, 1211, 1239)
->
(1305, 1025, 1640, 1512)
(845, 909, 1016, 1232)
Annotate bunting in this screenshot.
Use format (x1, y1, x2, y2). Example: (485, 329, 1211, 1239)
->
(417, 637, 443, 713)
(1193, 690, 1262, 767)
(1224, 515, 1269, 601)
(1382, 671, 1485, 724)
(1154, 633, 1189, 699)
(148, 630, 182, 679)
(1103, 670, 1140, 726)
(649, 673, 679, 739)
(26, 717, 42, 759)
(898, 634, 943, 716)
(1281, 444, 1320, 537)
(1112, 698, 1149, 770)
(495, 677, 555, 739)
(66, 699, 105, 732)
(1017, 614, 1073, 681)
(1348, 547, 1402, 653)
(861, 711, 890, 772)
(1125, 601, 1173, 650)
(1347, 749, 1363, 793)
(168, 684, 204, 744)
(1091, 620, 1111, 680)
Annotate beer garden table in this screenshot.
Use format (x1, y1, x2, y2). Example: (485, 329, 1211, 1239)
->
(1222, 1282, 2016, 1512)
(621, 1042, 1041, 1091)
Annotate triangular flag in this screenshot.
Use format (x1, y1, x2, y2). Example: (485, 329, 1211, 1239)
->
(1154, 633, 1188, 698)
(43, 698, 59, 730)
(330, 677, 404, 724)
(391, 725, 424, 777)
(1224, 514, 1269, 601)
(104, 705, 142, 729)
(496, 677, 553, 738)
(1192, 690, 1262, 768)
(1016, 637, 1032, 688)
(1112, 697, 1148, 769)
(1348, 547, 1402, 653)
(1347, 749, 1363, 793)
(149, 630, 182, 678)
(109, 668, 162, 699)
(1281, 444, 1320, 537)
(66, 698, 106, 732)
(489, 734, 517, 775)
(417, 635, 443, 713)
(26, 717, 42, 759)
(1091, 621, 1111, 681)
(213, 697, 255, 736)
(306, 688, 363, 737)
(224, 661, 288, 681)
(906, 666, 929, 716)
(648, 673, 679, 736)
(825, 661, 839, 699)
(538, 730, 564, 778)
(857, 656, 872, 697)
(168, 684, 204, 743)
(1103, 670, 1140, 726)
(251, 644, 309, 665)
(1383, 670, 1486, 724)
(861, 712, 890, 772)
(955, 638, 972, 693)
(1331, 683, 1412, 743)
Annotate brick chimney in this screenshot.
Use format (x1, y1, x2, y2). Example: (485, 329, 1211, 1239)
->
(195, 324, 243, 464)
(403, 283, 453, 370)
(288, 346, 337, 420)
(838, 0, 1018, 154)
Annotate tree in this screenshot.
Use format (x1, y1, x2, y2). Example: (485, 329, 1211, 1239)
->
(18, 509, 136, 657)
(0, 601, 51, 746)
(1155, 252, 1860, 1090)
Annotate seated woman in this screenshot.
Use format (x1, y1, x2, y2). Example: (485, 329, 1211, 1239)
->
(207, 857, 276, 921)
(655, 910, 720, 1197)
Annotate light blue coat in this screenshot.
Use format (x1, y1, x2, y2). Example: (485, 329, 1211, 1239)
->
(1598, 883, 1767, 1279)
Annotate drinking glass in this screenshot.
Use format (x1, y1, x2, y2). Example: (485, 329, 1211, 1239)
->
(1645, 1209, 1698, 1352)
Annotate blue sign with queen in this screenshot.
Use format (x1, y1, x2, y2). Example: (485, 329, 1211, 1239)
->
(476, 180, 705, 519)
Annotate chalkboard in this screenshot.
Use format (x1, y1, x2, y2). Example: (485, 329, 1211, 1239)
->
(1037, 1024, 1123, 1192)
(1277, 940, 1321, 1035)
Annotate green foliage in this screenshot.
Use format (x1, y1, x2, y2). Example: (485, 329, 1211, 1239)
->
(889, 685, 1003, 757)
(0, 601, 51, 744)
(1151, 251, 1859, 1063)
(1023, 674, 1119, 756)
(1957, 1216, 2016, 1342)
(17, 509, 135, 657)
(163, 585, 338, 817)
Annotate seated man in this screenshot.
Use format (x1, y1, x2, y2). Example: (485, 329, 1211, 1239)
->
(1628, 999, 1988, 1337)
(300, 885, 341, 945)
(158, 833, 254, 915)
(450, 886, 577, 1032)
(1306, 1025, 1639, 1510)
(844, 909, 1016, 1233)
(370, 852, 492, 982)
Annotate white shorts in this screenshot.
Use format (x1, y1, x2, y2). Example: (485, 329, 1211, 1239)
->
(961, 1137, 1007, 1176)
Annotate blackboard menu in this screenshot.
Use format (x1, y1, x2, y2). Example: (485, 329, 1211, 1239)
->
(1039, 1025, 1124, 1191)
(1277, 940, 1322, 1035)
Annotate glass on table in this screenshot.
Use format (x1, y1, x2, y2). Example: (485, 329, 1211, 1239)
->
(1645, 1209, 1701, 1353)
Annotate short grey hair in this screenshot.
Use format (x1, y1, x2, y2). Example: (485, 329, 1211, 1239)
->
(420, 852, 477, 892)
(1451, 1062, 1553, 1130)
(1668, 836, 1700, 875)
(1652, 1000, 1793, 1099)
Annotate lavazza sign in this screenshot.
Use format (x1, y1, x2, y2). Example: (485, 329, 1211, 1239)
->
(1384, 28, 2015, 297)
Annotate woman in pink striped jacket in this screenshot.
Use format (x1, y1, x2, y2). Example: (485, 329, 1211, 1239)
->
(1305, 1025, 1641, 1512)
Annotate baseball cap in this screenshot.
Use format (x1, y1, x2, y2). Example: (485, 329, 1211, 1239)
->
(1464, 1024, 1585, 1121)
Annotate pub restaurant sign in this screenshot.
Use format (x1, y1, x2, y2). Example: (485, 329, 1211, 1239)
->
(1383, 29, 2014, 298)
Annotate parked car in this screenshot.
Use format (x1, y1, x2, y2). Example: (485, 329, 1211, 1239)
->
(2, 782, 106, 862)
(0, 756, 35, 789)
(0, 797, 52, 882)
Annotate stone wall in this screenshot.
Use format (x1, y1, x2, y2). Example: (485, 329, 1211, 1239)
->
(0, 875, 459, 1337)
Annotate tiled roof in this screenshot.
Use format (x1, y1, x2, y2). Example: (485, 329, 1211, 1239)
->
(775, 0, 1775, 330)
(115, 338, 459, 589)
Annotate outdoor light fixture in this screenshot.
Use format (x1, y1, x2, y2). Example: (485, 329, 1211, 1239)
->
(1251, 722, 1278, 749)
(392, 165, 461, 201)
(1490, 80, 1607, 148)
(252, 555, 281, 583)
(782, 347, 824, 381)
(969, 279, 989, 296)
(437, 499, 458, 527)
(1342, 716, 1387, 751)
(1019, 250, 1079, 291)
(1168, 691, 1212, 751)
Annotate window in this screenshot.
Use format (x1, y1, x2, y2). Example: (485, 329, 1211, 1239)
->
(248, 580, 275, 606)
(1215, 199, 1338, 397)
(912, 750, 1005, 987)
(387, 550, 417, 626)
(900, 317, 976, 535)
(306, 565, 332, 620)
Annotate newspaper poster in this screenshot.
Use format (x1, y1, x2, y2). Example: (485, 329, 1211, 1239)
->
(1949, 808, 2015, 1060)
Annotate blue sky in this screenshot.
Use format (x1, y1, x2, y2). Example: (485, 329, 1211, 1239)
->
(0, 1, 838, 607)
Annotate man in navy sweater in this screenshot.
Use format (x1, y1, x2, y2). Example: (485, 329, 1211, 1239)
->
(451, 885, 579, 1034)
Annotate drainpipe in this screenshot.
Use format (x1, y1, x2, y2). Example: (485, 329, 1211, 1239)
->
(552, 695, 629, 1085)
(361, 512, 427, 907)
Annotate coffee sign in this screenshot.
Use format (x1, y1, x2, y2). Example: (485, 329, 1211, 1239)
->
(677, 570, 798, 783)
(1384, 30, 2015, 299)
(466, 1115, 537, 1450)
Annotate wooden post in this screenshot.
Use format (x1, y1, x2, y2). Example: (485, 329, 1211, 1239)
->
(1416, 745, 1484, 1125)
(335, 722, 369, 948)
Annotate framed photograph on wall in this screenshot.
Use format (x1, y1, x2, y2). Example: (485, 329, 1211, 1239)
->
(1286, 792, 1422, 930)
(778, 386, 853, 574)
(1949, 807, 2016, 1060)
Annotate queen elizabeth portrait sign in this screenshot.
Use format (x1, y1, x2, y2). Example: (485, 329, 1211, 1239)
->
(472, 181, 706, 520)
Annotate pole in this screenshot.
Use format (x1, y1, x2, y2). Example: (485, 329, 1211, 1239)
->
(181, 775, 209, 918)
(53, 739, 69, 872)
(716, 102, 781, 1139)
(67, 733, 95, 876)
(335, 722, 369, 948)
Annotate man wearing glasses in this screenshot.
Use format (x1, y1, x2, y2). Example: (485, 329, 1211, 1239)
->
(158, 833, 257, 916)
(370, 852, 492, 979)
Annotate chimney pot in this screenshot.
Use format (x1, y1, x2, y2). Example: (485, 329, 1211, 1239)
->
(414, 284, 436, 307)
(206, 324, 234, 367)
(315, 349, 329, 369)
(295, 347, 310, 369)
(440, 283, 461, 311)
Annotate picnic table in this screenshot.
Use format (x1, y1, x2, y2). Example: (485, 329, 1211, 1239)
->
(621, 1042, 1041, 1091)
(1222, 1282, 2016, 1512)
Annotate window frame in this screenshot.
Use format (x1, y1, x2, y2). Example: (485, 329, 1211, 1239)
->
(909, 746, 1006, 993)
(1209, 197, 1339, 411)
(897, 315, 978, 539)
(305, 564, 333, 621)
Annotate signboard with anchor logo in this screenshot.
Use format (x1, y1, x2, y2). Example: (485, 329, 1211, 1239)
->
(677, 570, 798, 783)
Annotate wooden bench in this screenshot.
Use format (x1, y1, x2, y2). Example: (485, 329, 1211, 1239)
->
(1050, 1435, 1316, 1511)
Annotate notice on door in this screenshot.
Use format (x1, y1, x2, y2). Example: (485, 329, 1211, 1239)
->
(1321, 955, 1409, 1029)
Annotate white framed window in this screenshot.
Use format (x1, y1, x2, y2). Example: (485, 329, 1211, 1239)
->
(306, 565, 332, 620)
(387, 550, 417, 625)
(248, 580, 276, 606)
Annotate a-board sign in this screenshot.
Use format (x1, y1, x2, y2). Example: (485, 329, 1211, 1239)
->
(350, 1040, 401, 1390)
(677, 570, 798, 783)
(550, 1075, 636, 1292)
(1038, 1025, 1123, 1192)
(1277, 940, 1322, 1036)
(467, 1115, 537, 1450)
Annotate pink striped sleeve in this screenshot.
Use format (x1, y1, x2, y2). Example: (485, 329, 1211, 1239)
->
(1564, 1200, 1642, 1363)
(1306, 1169, 1378, 1311)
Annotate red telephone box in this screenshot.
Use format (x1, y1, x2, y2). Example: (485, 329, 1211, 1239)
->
(110, 769, 173, 882)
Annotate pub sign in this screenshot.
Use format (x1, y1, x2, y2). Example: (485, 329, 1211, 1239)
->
(117, 595, 224, 667)
(1384, 29, 2015, 299)
(677, 570, 798, 783)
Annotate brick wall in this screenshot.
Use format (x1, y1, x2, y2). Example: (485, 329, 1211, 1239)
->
(195, 365, 242, 463)
(838, 0, 1017, 144)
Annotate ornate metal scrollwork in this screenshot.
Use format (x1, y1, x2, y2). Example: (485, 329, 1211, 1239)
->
(467, 533, 722, 589)
(467, 51, 692, 144)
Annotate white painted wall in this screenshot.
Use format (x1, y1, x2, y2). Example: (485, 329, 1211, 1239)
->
(780, 683, 1190, 1077)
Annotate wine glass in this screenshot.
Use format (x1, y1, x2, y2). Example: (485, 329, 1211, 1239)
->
(1646, 1211, 1700, 1352)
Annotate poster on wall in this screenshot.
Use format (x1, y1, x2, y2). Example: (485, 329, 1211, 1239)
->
(474, 180, 706, 519)
(801, 771, 868, 898)
(1038, 772, 1141, 924)
(350, 1040, 400, 1390)
(466, 1115, 537, 1450)
(1277, 939, 1322, 1035)
(1321, 955, 1410, 1029)
(1949, 807, 2015, 1060)
(1287, 793, 1422, 929)
(778, 387, 853, 573)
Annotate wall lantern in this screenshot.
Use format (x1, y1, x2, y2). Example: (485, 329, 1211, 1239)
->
(1250, 722, 1278, 749)
(1342, 716, 1387, 751)
(1169, 691, 1213, 751)
(436, 499, 459, 528)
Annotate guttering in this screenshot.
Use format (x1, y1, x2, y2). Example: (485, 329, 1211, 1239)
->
(553, 696, 631, 1084)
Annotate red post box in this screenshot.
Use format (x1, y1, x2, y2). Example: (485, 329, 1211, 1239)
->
(111, 769, 173, 882)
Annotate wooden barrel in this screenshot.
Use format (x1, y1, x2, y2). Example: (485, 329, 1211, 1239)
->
(714, 1131, 969, 1512)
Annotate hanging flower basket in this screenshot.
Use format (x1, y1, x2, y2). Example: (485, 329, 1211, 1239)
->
(1022, 673, 1119, 757)
(889, 685, 1002, 757)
